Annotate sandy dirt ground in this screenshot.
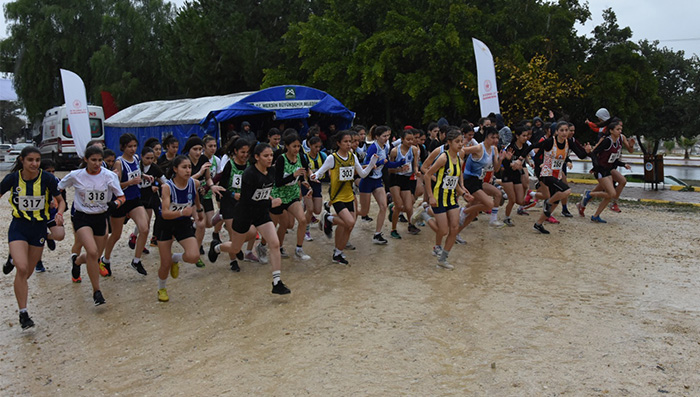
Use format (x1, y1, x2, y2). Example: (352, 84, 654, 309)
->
(0, 176, 699, 396)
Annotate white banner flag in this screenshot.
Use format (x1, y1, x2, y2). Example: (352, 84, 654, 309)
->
(60, 69, 91, 158)
(472, 38, 500, 117)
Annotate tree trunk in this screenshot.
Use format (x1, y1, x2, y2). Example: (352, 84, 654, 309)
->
(636, 134, 647, 156)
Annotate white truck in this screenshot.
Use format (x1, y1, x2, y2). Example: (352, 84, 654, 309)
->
(39, 105, 105, 169)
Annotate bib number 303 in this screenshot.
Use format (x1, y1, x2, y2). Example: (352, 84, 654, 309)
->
(339, 166, 354, 181)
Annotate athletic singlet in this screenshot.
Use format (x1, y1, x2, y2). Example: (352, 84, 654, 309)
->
(118, 155, 141, 200)
(166, 178, 197, 220)
(464, 143, 496, 183)
(329, 152, 356, 203)
(596, 135, 622, 170)
(540, 139, 569, 178)
(432, 152, 461, 208)
(203, 155, 220, 200)
(395, 145, 414, 177)
(226, 159, 246, 194)
(305, 151, 326, 174)
(1, 170, 60, 221)
(366, 141, 389, 179)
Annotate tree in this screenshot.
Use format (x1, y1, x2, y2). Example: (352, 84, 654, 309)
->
(497, 54, 587, 123)
(164, 0, 322, 97)
(0, 100, 27, 142)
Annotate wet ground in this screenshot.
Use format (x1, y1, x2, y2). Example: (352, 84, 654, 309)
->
(0, 178, 699, 395)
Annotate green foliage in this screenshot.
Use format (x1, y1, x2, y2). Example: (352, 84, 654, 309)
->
(0, 101, 27, 142)
(0, 0, 697, 145)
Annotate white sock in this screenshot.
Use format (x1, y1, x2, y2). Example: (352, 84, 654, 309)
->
(158, 278, 167, 289)
(214, 245, 221, 254)
(421, 212, 432, 222)
(529, 191, 537, 198)
(172, 253, 183, 263)
(334, 248, 342, 256)
(132, 257, 140, 264)
(328, 215, 335, 223)
(19, 308, 27, 313)
(272, 270, 281, 285)
(490, 208, 498, 222)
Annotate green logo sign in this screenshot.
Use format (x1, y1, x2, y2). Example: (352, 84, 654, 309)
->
(285, 87, 296, 99)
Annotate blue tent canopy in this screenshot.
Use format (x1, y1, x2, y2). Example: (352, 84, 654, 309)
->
(201, 85, 354, 135)
(105, 86, 353, 154)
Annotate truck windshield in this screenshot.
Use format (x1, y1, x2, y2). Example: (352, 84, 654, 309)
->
(62, 118, 103, 138)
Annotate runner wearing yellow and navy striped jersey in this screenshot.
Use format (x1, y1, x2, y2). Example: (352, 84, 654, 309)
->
(1, 146, 66, 330)
(423, 128, 472, 270)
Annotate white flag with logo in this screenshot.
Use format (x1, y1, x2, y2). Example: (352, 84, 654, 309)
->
(472, 38, 500, 117)
(60, 69, 91, 158)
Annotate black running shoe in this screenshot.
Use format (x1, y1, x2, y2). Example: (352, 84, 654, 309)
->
(130, 260, 148, 276)
(332, 253, 349, 265)
(543, 199, 552, 217)
(361, 215, 373, 222)
(323, 213, 333, 238)
(372, 233, 388, 245)
(46, 238, 56, 251)
(533, 223, 550, 234)
(19, 312, 34, 329)
(142, 247, 150, 254)
(236, 250, 244, 260)
(93, 290, 106, 306)
(230, 260, 240, 272)
(199, 245, 205, 255)
(3, 256, 14, 275)
(561, 208, 573, 218)
(407, 223, 421, 235)
(272, 280, 291, 295)
(399, 214, 408, 223)
(35, 261, 46, 273)
(71, 255, 81, 283)
(323, 201, 331, 213)
(208, 242, 220, 263)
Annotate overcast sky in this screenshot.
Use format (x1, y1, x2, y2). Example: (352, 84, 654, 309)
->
(0, 0, 698, 58)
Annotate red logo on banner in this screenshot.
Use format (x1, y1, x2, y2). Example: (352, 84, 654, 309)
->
(73, 99, 81, 109)
(484, 79, 493, 92)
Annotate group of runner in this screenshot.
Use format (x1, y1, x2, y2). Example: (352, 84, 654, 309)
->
(1, 111, 634, 330)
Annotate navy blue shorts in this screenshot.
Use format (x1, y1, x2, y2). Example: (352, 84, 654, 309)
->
(301, 181, 323, 198)
(431, 204, 459, 214)
(359, 177, 383, 193)
(8, 218, 47, 247)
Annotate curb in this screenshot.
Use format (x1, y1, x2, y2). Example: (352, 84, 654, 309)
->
(568, 193, 700, 208)
(669, 185, 700, 192)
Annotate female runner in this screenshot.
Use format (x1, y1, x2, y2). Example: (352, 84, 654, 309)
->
(578, 119, 631, 222)
(302, 136, 326, 241)
(100, 133, 153, 276)
(209, 143, 292, 294)
(1, 146, 65, 329)
(501, 125, 531, 226)
(270, 132, 312, 260)
(388, 128, 420, 238)
(212, 136, 258, 271)
(59, 146, 124, 306)
(358, 125, 403, 244)
(311, 131, 378, 265)
(423, 129, 472, 269)
(155, 156, 203, 302)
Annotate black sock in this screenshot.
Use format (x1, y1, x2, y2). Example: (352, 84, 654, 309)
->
(212, 232, 220, 240)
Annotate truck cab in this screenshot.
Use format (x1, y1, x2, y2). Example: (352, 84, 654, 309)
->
(39, 105, 105, 169)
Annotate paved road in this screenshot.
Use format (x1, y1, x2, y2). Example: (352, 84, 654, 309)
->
(568, 181, 700, 204)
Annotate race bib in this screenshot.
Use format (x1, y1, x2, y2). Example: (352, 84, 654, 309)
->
(552, 159, 565, 170)
(85, 189, 109, 205)
(480, 166, 494, 183)
(608, 152, 621, 164)
(403, 162, 412, 174)
(339, 166, 354, 181)
(139, 179, 152, 188)
(127, 169, 141, 181)
(170, 202, 189, 212)
(252, 187, 271, 201)
(232, 174, 242, 189)
(18, 196, 46, 211)
(443, 176, 458, 190)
